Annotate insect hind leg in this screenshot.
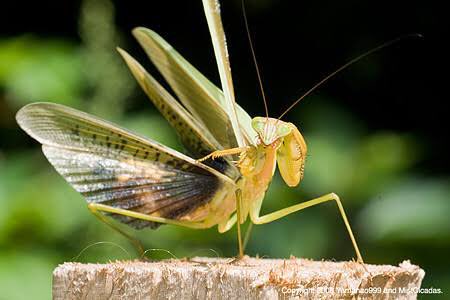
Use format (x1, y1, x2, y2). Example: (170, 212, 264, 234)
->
(88, 202, 213, 258)
(249, 193, 364, 263)
(218, 189, 245, 258)
(88, 203, 145, 258)
(235, 189, 244, 258)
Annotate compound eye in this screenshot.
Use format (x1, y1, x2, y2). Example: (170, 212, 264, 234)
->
(277, 124, 292, 137)
(251, 117, 266, 133)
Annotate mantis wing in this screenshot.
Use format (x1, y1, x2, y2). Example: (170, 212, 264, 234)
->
(118, 48, 240, 180)
(16, 102, 235, 229)
(132, 26, 257, 148)
(202, 0, 244, 147)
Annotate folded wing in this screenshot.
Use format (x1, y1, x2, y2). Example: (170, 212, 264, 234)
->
(132, 27, 257, 148)
(118, 48, 239, 180)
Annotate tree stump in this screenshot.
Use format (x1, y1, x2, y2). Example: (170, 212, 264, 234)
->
(53, 257, 425, 299)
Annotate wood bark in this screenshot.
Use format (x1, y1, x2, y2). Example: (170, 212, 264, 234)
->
(53, 257, 425, 299)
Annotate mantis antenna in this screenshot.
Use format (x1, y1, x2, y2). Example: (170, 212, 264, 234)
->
(242, 0, 269, 118)
(278, 33, 423, 120)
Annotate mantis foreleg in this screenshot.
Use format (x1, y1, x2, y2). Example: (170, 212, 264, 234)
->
(198, 146, 249, 162)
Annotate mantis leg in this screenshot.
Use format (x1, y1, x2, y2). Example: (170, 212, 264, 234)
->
(235, 189, 244, 258)
(89, 203, 212, 229)
(197, 146, 248, 162)
(88, 203, 212, 256)
(218, 213, 237, 233)
(217, 212, 253, 254)
(243, 222, 253, 252)
(88, 204, 145, 257)
(249, 193, 364, 263)
(219, 190, 244, 258)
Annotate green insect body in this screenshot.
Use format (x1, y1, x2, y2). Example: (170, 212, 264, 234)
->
(16, 0, 363, 262)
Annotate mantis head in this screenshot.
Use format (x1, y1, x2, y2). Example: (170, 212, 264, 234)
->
(252, 116, 307, 187)
(251, 117, 292, 146)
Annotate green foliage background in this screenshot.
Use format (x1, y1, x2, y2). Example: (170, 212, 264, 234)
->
(0, 0, 448, 298)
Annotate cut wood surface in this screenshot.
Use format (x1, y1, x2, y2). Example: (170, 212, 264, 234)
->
(53, 256, 425, 299)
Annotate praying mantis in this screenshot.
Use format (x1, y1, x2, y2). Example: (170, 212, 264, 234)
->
(16, 0, 373, 262)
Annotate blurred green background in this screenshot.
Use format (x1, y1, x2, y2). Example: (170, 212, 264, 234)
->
(0, 0, 448, 299)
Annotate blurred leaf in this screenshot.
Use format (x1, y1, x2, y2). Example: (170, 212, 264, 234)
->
(0, 251, 55, 300)
(0, 152, 89, 243)
(251, 213, 329, 259)
(300, 130, 419, 202)
(294, 97, 363, 197)
(349, 132, 420, 200)
(298, 96, 364, 146)
(359, 132, 418, 173)
(300, 133, 356, 195)
(79, 0, 134, 118)
(358, 178, 450, 243)
(0, 36, 84, 107)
